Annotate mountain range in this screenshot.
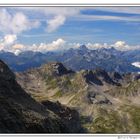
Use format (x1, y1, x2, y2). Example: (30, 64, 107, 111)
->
(16, 62, 140, 133)
(0, 45, 140, 73)
(0, 44, 140, 133)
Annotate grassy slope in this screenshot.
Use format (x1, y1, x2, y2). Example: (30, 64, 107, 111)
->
(80, 105, 140, 133)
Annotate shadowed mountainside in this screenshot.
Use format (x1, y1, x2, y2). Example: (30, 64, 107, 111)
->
(0, 60, 83, 133)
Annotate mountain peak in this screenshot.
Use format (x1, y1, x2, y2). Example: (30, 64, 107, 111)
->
(79, 45, 87, 50)
(41, 62, 74, 76)
(93, 68, 119, 85)
(83, 70, 103, 85)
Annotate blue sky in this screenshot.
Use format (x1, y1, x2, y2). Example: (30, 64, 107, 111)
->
(19, 7, 140, 45)
(0, 7, 140, 53)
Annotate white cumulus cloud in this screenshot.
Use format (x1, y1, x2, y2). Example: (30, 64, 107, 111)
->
(10, 7, 81, 32)
(112, 41, 136, 51)
(46, 15, 66, 33)
(0, 34, 17, 51)
(1, 37, 140, 54)
(86, 41, 140, 51)
(37, 38, 66, 52)
(12, 44, 25, 50)
(114, 41, 126, 47)
(0, 9, 40, 34)
(87, 43, 105, 50)
(3, 34, 17, 45)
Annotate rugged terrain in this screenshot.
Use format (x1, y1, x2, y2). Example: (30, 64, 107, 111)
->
(0, 46, 140, 73)
(16, 62, 140, 133)
(0, 60, 82, 133)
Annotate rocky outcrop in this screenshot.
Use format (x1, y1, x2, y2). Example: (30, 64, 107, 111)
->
(87, 92, 112, 105)
(93, 68, 118, 85)
(40, 62, 74, 76)
(83, 70, 103, 85)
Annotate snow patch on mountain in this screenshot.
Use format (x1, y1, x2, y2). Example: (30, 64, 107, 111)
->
(132, 62, 140, 69)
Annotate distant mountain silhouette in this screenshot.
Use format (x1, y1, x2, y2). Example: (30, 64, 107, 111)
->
(0, 46, 140, 73)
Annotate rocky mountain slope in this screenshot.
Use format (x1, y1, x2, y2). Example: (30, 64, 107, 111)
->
(0, 60, 82, 133)
(16, 62, 140, 133)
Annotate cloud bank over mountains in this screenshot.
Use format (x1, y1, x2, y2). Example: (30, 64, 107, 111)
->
(0, 7, 140, 54)
(0, 35, 140, 55)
